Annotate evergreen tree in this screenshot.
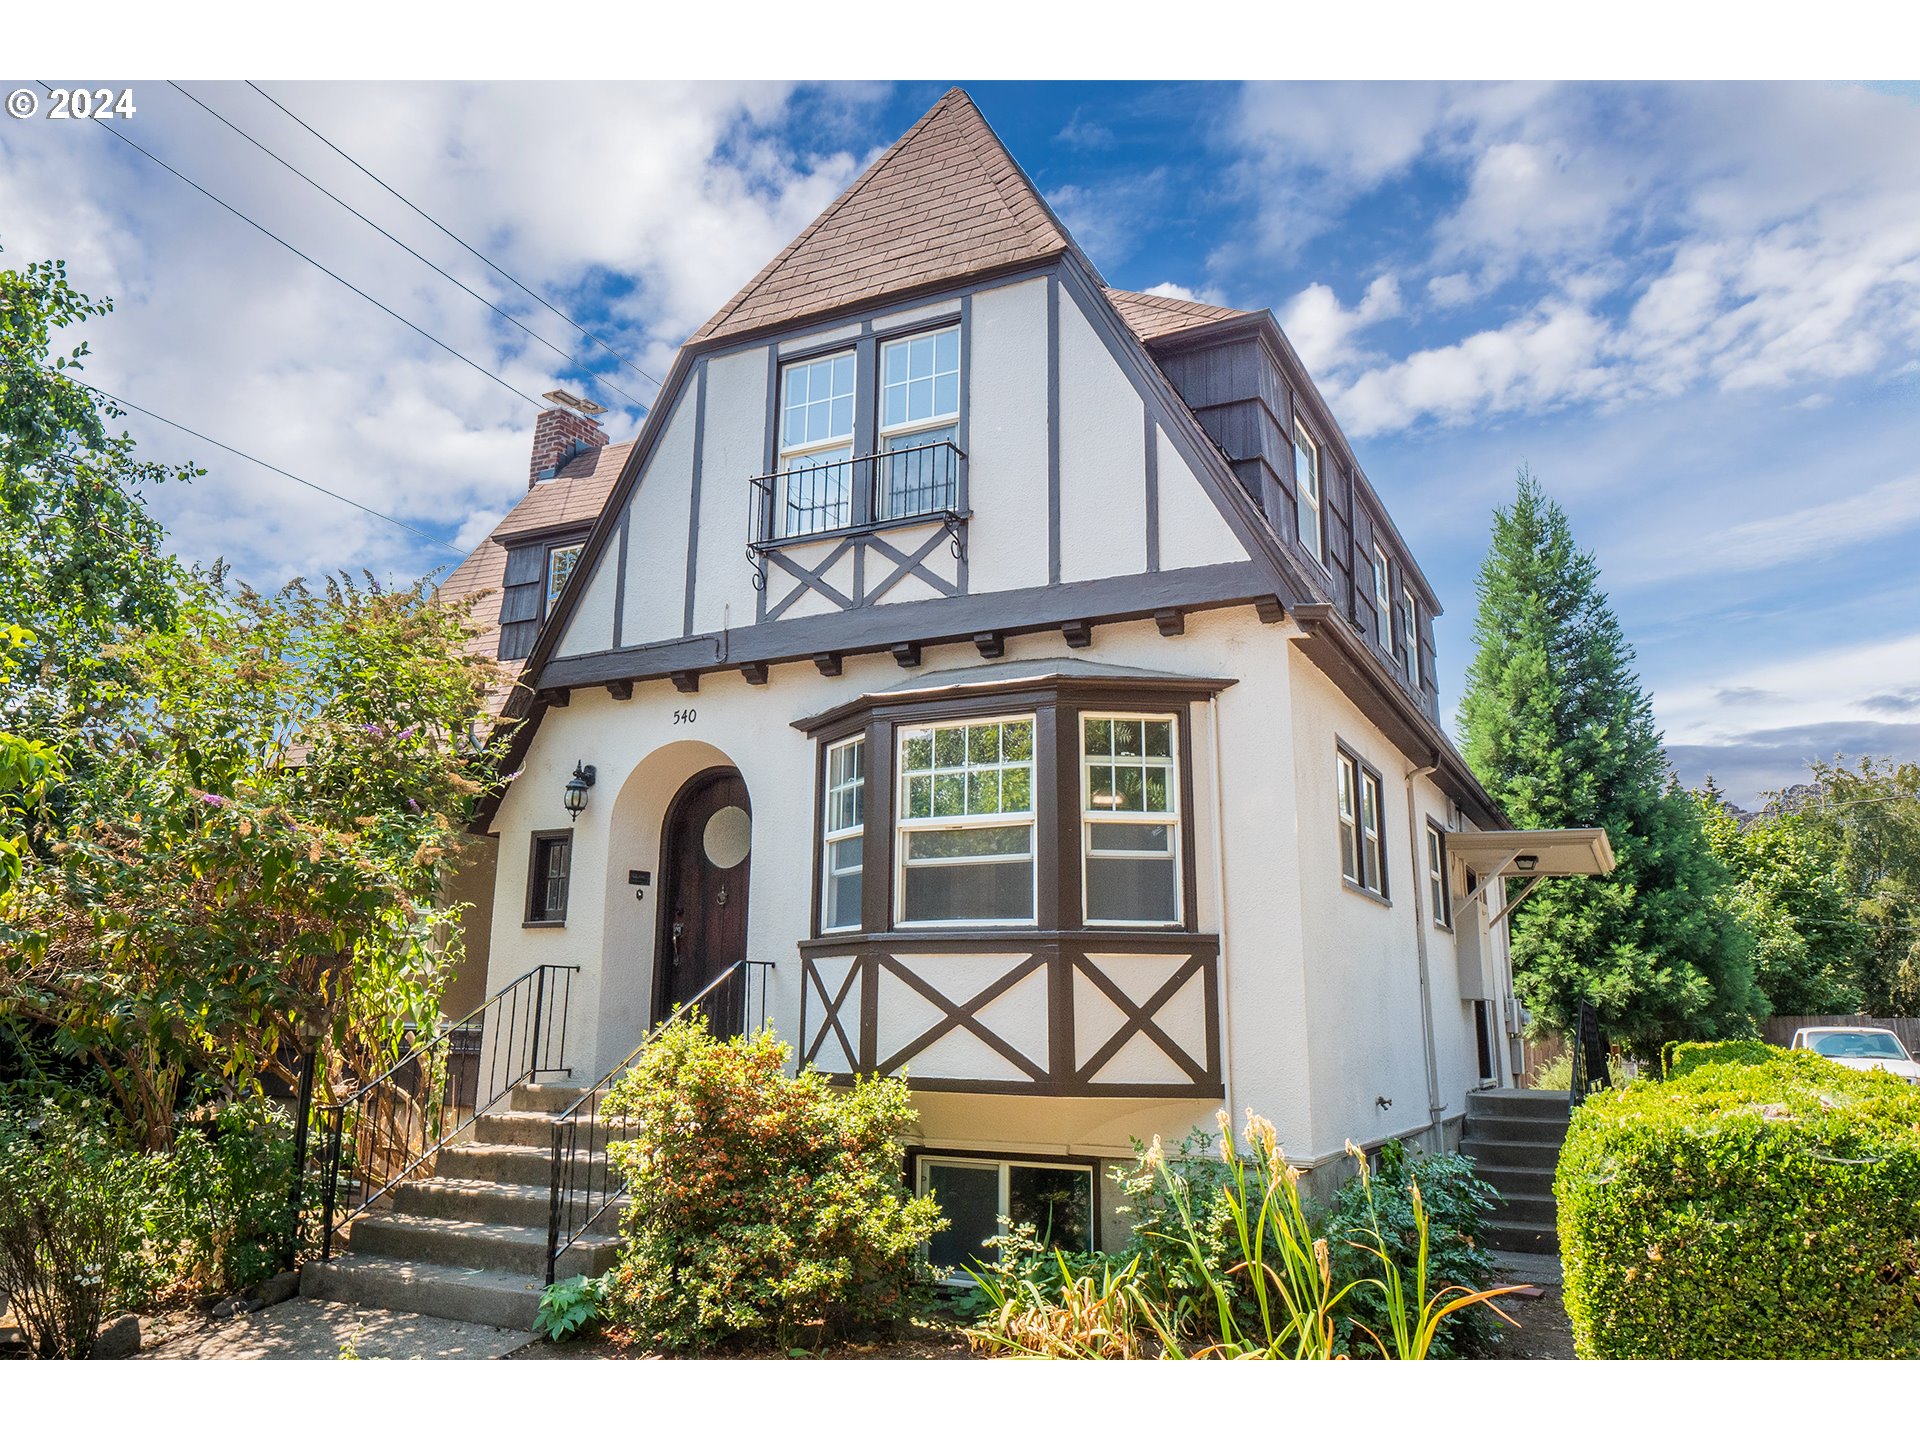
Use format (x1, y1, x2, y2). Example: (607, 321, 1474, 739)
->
(1458, 470, 1761, 1059)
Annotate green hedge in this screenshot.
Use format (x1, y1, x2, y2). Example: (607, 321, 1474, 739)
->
(1557, 1044, 1920, 1357)
(1662, 1038, 1779, 1078)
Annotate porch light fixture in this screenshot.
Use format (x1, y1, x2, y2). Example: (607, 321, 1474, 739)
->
(1514, 854, 1539, 873)
(563, 761, 597, 822)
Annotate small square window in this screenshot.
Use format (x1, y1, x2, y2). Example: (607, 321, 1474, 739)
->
(525, 831, 572, 925)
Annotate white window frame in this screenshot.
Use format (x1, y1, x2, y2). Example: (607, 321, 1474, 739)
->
(544, 542, 583, 614)
(876, 325, 962, 520)
(915, 1154, 1097, 1281)
(820, 735, 866, 933)
(894, 713, 1037, 928)
(1402, 591, 1420, 685)
(1426, 820, 1452, 928)
(1372, 543, 1392, 650)
(1080, 711, 1182, 928)
(1293, 421, 1325, 568)
(1360, 768, 1387, 897)
(775, 349, 857, 537)
(1337, 751, 1361, 885)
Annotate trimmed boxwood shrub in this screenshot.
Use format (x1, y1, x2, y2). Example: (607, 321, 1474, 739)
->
(1662, 1038, 1778, 1078)
(1558, 1044, 1920, 1357)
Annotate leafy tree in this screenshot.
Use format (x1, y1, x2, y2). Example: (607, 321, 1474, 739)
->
(1695, 782, 1865, 1016)
(0, 567, 506, 1147)
(1796, 758, 1920, 1015)
(0, 249, 193, 742)
(1458, 470, 1760, 1058)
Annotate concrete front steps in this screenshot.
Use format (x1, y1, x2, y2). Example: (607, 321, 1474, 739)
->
(1462, 1088, 1570, 1256)
(299, 1083, 627, 1331)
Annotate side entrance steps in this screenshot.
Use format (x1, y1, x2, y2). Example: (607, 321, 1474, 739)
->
(299, 1083, 626, 1332)
(1462, 1088, 1570, 1256)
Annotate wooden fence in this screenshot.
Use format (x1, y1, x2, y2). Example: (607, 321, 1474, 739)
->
(1764, 1014, 1920, 1054)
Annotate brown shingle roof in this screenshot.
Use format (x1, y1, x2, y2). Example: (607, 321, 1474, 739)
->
(692, 89, 1073, 344)
(1105, 288, 1252, 343)
(437, 440, 631, 715)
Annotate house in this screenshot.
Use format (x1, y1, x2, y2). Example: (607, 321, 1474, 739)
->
(306, 89, 1614, 1319)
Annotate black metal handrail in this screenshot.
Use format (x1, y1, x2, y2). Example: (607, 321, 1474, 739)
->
(1568, 999, 1611, 1112)
(746, 439, 965, 551)
(545, 959, 774, 1284)
(316, 962, 577, 1259)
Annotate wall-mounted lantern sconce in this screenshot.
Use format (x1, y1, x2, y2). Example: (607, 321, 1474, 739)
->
(1514, 854, 1539, 873)
(563, 761, 597, 822)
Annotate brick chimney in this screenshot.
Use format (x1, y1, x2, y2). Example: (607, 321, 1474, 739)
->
(529, 405, 610, 489)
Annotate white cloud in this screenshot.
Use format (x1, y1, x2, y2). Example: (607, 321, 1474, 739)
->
(0, 81, 882, 589)
(1140, 280, 1227, 306)
(1625, 474, 1920, 582)
(1277, 274, 1401, 373)
(1658, 628, 1920, 746)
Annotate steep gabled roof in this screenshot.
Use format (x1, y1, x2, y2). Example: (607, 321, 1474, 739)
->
(1105, 287, 1252, 343)
(436, 440, 631, 716)
(692, 88, 1078, 344)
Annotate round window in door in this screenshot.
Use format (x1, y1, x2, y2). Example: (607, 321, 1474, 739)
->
(653, 770, 752, 1033)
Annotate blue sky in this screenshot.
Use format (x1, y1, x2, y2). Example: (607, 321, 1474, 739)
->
(3, 79, 1917, 805)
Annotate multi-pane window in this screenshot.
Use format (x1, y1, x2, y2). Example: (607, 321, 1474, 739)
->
(1372, 544, 1392, 650)
(878, 327, 961, 520)
(896, 716, 1036, 924)
(546, 543, 583, 612)
(821, 736, 866, 932)
(1426, 821, 1452, 927)
(1293, 424, 1323, 566)
(1337, 748, 1387, 898)
(1402, 593, 1420, 685)
(918, 1156, 1094, 1277)
(526, 832, 572, 924)
(1082, 715, 1180, 925)
(776, 350, 857, 536)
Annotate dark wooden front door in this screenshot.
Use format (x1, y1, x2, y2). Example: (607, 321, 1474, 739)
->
(653, 768, 753, 1035)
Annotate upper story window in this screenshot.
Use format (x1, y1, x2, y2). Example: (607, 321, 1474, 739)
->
(821, 736, 866, 932)
(878, 327, 961, 521)
(776, 350, 857, 537)
(896, 716, 1036, 925)
(545, 542, 584, 613)
(1371, 543, 1392, 650)
(1426, 820, 1452, 927)
(1082, 715, 1181, 925)
(1293, 423, 1324, 567)
(1337, 745, 1387, 899)
(1402, 592, 1420, 686)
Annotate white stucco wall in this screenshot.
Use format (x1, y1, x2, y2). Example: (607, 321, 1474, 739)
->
(1057, 292, 1147, 582)
(964, 276, 1051, 595)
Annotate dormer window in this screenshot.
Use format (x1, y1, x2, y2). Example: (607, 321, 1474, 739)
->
(776, 350, 857, 537)
(1402, 592, 1420, 685)
(1293, 423, 1324, 567)
(546, 542, 584, 612)
(878, 326, 960, 520)
(1372, 543, 1392, 650)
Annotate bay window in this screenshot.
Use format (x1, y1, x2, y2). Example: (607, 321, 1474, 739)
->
(896, 715, 1036, 925)
(1081, 714, 1181, 925)
(821, 736, 866, 931)
(776, 349, 856, 537)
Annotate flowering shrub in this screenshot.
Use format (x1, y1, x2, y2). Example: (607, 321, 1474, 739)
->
(0, 1096, 151, 1357)
(600, 1017, 943, 1353)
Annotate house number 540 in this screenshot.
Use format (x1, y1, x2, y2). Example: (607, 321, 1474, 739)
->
(673, 708, 697, 725)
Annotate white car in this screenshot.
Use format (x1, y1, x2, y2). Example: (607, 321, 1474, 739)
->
(1790, 1027, 1920, 1083)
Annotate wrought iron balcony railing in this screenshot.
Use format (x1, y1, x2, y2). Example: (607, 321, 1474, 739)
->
(747, 439, 965, 553)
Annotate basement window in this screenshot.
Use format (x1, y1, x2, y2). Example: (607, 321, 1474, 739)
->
(917, 1155, 1095, 1277)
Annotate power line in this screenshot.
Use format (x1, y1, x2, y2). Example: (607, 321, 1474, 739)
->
(64, 374, 467, 556)
(167, 81, 649, 416)
(246, 80, 665, 393)
(42, 81, 549, 413)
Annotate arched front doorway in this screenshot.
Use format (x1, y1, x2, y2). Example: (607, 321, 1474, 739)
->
(651, 767, 753, 1035)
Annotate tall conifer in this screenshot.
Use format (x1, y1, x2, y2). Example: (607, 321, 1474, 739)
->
(1459, 470, 1760, 1057)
